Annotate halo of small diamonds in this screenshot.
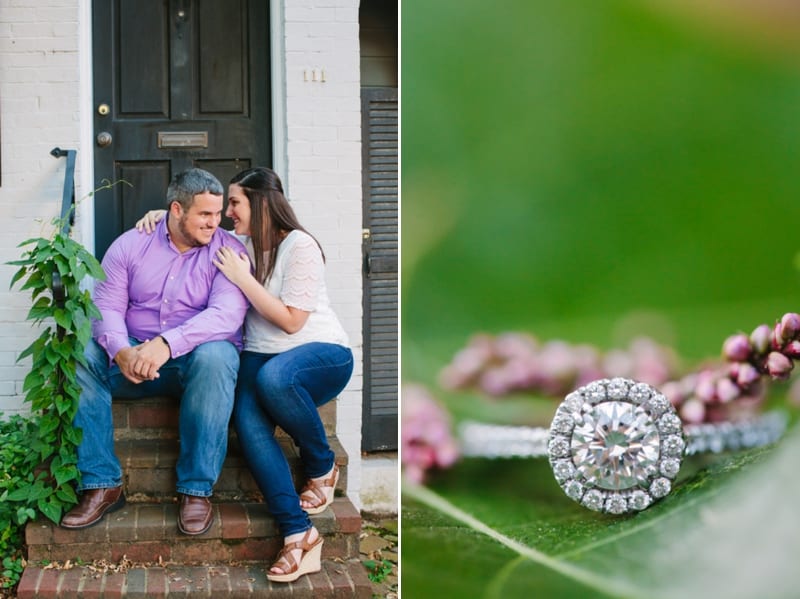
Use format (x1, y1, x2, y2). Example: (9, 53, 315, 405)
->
(547, 378, 685, 514)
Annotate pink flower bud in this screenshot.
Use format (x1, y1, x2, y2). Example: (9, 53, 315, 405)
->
(750, 325, 771, 354)
(722, 334, 751, 362)
(694, 371, 717, 402)
(771, 323, 782, 350)
(660, 381, 683, 406)
(735, 362, 761, 387)
(716, 378, 740, 403)
(680, 398, 705, 424)
(784, 340, 800, 359)
(778, 313, 800, 344)
(401, 384, 460, 482)
(766, 351, 793, 379)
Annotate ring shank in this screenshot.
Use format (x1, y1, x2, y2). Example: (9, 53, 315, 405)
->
(459, 412, 787, 459)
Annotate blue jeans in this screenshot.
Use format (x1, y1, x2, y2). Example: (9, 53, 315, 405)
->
(74, 338, 239, 497)
(233, 343, 354, 537)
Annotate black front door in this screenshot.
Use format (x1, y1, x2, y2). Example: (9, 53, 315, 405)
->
(92, 0, 271, 259)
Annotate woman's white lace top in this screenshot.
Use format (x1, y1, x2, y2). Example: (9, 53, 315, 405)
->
(240, 229, 349, 354)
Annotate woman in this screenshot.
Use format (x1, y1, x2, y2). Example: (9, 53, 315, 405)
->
(137, 167, 353, 583)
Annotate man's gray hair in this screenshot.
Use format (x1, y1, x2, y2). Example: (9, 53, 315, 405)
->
(166, 168, 224, 210)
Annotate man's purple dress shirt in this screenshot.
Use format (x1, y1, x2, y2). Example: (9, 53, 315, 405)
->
(92, 219, 249, 362)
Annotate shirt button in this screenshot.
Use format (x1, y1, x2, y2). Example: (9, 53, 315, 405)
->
(164, 299, 169, 303)
(162, 321, 166, 325)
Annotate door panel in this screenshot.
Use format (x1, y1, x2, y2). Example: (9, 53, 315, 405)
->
(93, 0, 270, 259)
(117, 162, 172, 227)
(198, 2, 247, 114)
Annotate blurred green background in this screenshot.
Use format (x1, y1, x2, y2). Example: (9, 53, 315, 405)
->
(403, 0, 800, 380)
(401, 0, 800, 596)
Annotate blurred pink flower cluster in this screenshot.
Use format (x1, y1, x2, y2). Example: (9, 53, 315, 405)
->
(401, 384, 459, 483)
(438, 332, 679, 397)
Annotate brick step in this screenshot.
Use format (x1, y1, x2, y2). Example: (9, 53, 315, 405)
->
(26, 498, 361, 564)
(118, 436, 348, 501)
(112, 397, 337, 440)
(17, 558, 373, 598)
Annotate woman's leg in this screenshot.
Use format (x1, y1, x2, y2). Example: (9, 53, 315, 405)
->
(257, 343, 354, 479)
(233, 351, 312, 537)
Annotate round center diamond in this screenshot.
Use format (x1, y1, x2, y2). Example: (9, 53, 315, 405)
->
(571, 401, 660, 490)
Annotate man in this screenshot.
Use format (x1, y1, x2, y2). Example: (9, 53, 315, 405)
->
(61, 168, 249, 535)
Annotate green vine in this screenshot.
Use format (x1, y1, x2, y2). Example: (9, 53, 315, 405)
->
(1, 180, 123, 590)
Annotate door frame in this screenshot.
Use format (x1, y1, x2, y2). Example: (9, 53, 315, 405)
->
(77, 0, 288, 256)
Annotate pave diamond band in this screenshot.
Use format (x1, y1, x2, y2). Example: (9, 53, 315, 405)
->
(459, 378, 787, 514)
(459, 413, 786, 459)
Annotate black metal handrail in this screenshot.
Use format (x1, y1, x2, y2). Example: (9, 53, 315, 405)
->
(50, 147, 77, 306)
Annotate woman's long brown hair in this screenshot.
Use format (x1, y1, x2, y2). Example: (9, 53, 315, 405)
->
(229, 167, 324, 283)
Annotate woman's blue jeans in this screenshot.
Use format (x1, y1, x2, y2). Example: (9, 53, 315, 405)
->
(233, 342, 354, 537)
(74, 338, 239, 497)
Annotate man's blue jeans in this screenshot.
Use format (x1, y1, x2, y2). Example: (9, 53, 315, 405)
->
(233, 343, 354, 537)
(74, 338, 239, 497)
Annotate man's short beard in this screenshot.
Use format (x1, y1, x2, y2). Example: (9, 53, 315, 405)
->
(178, 214, 210, 247)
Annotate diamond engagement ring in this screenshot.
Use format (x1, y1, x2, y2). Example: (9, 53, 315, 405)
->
(459, 377, 787, 514)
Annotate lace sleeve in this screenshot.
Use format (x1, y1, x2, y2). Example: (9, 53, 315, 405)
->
(280, 234, 324, 311)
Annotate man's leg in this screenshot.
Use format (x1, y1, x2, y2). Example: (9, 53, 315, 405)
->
(174, 340, 238, 494)
(72, 339, 125, 490)
(62, 339, 132, 528)
(172, 340, 238, 535)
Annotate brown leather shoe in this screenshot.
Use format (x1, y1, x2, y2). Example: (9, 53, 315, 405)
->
(177, 494, 213, 535)
(61, 487, 125, 529)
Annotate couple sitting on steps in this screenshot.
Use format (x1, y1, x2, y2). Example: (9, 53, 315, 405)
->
(60, 167, 353, 583)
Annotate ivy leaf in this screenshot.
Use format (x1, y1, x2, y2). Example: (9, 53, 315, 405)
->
(8, 266, 35, 290)
(53, 465, 78, 488)
(17, 331, 49, 363)
(5, 487, 35, 502)
(55, 485, 78, 504)
(37, 497, 62, 525)
(53, 308, 73, 330)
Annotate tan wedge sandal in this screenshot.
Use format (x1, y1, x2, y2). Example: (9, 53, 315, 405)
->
(267, 528, 324, 583)
(299, 464, 339, 515)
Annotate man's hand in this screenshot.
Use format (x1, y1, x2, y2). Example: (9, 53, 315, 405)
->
(114, 337, 171, 383)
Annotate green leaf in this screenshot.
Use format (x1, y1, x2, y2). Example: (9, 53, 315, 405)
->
(17, 331, 49, 363)
(15, 507, 36, 526)
(9, 266, 33, 291)
(402, 429, 800, 598)
(37, 416, 59, 437)
(4, 487, 33, 502)
(37, 497, 62, 524)
(21, 371, 44, 393)
(53, 466, 78, 487)
(53, 309, 72, 330)
(56, 485, 78, 504)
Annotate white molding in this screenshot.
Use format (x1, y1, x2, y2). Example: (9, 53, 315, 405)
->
(77, 0, 95, 255)
(270, 0, 289, 191)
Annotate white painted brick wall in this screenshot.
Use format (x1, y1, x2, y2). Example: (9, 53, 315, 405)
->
(282, 0, 365, 507)
(1, 0, 369, 506)
(0, 0, 80, 417)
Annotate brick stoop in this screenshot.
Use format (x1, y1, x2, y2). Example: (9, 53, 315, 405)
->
(19, 396, 369, 598)
(17, 560, 373, 598)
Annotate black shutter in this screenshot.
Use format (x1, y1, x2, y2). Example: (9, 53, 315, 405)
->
(361, 87, 398, 451)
